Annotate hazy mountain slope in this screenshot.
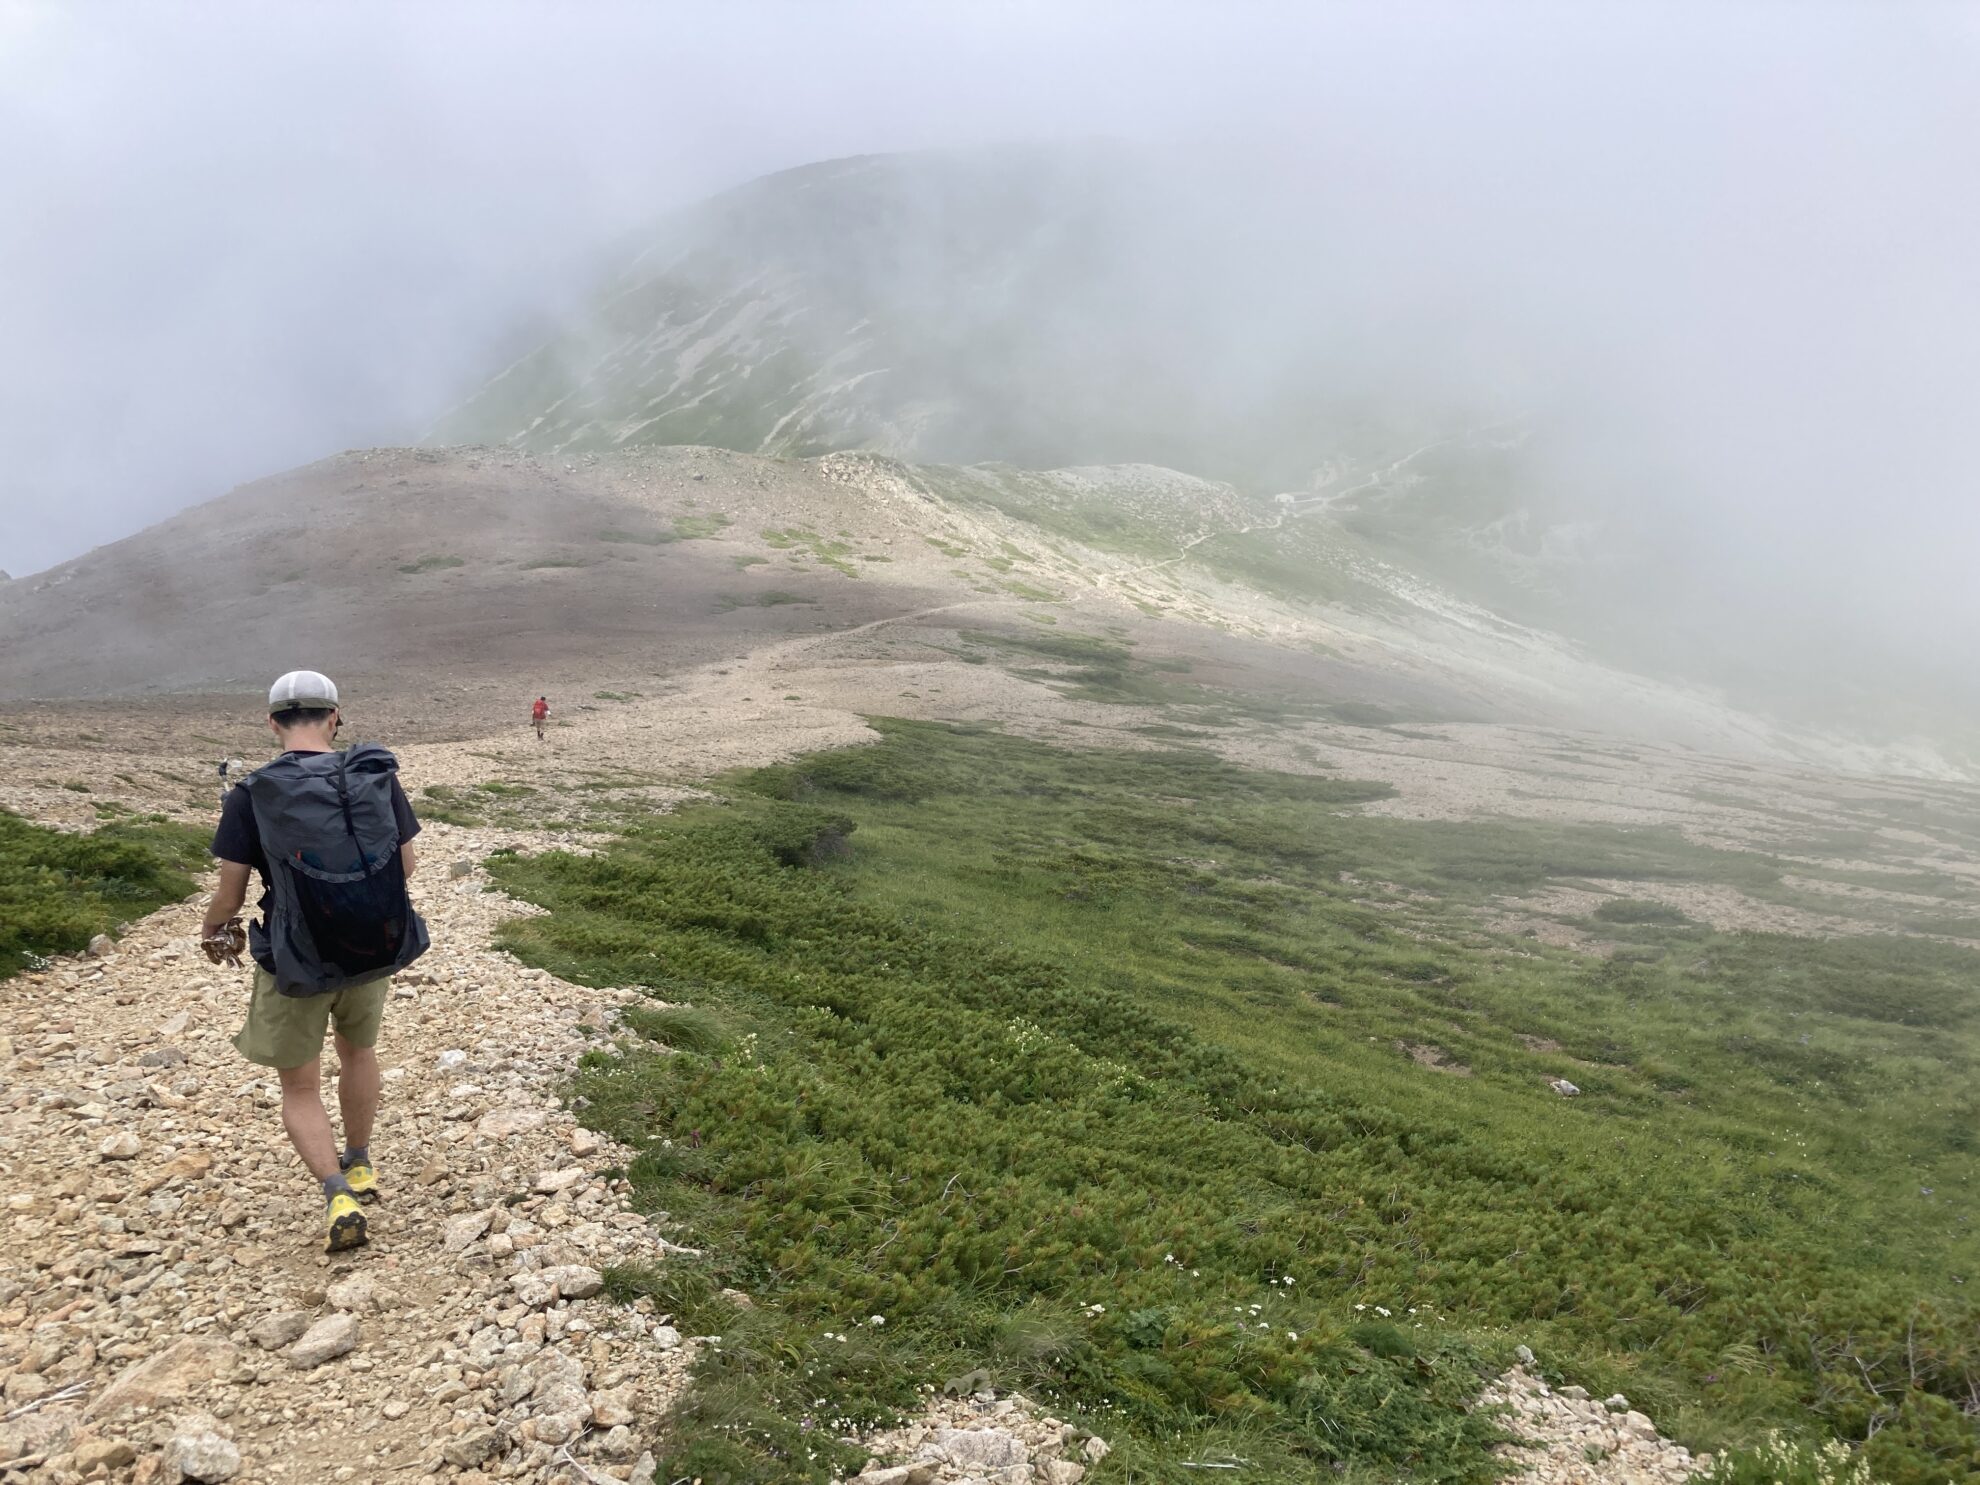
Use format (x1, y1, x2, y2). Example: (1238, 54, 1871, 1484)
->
(2, 442, 1958, 779)
(416, 147, 1980, 757)
(0, 446, 940, 712)
(425, 149, 1445, 486)
(412, 147, 1708, 702)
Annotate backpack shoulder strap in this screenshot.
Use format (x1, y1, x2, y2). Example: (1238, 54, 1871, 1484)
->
(332, 750, 369, 871)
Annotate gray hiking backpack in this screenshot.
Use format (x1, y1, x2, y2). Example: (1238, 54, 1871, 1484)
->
(242, 743, 430, 996)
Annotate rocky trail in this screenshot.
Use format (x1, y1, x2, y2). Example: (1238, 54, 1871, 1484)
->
(0, 819, 696, 1484)
(3, 703, 1719, 1484)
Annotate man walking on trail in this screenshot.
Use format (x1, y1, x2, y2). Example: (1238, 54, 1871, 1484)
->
(531, 695, 549, 742)
(198, 671, 429, 1253)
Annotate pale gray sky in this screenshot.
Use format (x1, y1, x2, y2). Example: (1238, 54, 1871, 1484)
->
(2, 0, 1976, 709)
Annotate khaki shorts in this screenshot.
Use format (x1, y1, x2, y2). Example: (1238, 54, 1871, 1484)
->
(233, 967, 390, 1070)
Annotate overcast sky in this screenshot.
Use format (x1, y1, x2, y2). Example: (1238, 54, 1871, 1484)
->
(2, 0, 1977, 705)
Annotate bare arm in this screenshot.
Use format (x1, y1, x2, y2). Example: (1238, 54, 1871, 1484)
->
(401, 841, 418, 879)
(202, 861, 251, 936)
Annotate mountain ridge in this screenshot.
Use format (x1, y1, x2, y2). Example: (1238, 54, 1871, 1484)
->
(1, 439, 1963, 783)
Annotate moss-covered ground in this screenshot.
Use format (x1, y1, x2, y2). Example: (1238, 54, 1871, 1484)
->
(487, 722, 1980, 1484)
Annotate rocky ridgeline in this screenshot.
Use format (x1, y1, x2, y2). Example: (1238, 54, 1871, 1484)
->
(1482, 1366, 1708, 1483)
(0, 825, 693, 1483)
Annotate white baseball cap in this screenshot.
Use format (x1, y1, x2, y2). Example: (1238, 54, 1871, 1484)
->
(268, 670, 340, 715)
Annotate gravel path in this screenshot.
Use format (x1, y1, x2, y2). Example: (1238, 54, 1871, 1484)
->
(0, 823, 692, 1483)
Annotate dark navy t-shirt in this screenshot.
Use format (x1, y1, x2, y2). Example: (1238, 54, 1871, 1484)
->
(211, 750, 421, 907)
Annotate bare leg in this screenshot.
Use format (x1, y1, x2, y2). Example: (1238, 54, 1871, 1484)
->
(332, 1033, 380, 1153)
(276, 1060, 340, 1181)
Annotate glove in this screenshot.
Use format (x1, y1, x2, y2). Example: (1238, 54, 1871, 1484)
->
(200, 918, 247, 967)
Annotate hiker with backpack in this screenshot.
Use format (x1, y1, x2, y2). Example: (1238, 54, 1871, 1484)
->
(531, 695, 549, 742)
(197, 670, 429, 1253)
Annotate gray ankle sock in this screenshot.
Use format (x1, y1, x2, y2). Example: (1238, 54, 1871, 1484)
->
(323, 1173, 354, 1202)
(341, 1146, 369, 1170)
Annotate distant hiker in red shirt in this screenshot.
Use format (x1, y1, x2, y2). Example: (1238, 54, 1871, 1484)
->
(531, 696, 549, 742)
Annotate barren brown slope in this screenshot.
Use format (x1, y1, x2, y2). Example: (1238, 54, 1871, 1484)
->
(0, 446, 950, 725)
(0, 444, 1485, 744)
(12, 439, 1924, 776)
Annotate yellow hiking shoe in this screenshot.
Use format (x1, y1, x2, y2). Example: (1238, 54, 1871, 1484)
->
(325, 1192, 369, 1253)
(340, 1159, 378, 1203)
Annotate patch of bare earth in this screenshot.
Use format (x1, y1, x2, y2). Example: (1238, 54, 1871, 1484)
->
(1397, 1041, 1472, 1076)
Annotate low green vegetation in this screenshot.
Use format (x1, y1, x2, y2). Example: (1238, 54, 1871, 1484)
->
(519, 555, 591, 571)
(1, 810, 208, 978)
(961, 627, 1195, 706)
(762, 527, 860, 577)
(929, 466, 1226, 561)
(1591, 897, 1695, 927)
(600, 513, 731, 546)
(419, 783, 482, 826)
(718, 590, 815, 611)
(420, 779, 547, 825)
(398, 554, 465, 574)
(490, 723, 1980, 1484)
(675, 512, 731, 540)
(1190, 521, 1403, 615)
(999, 578, 1060, 602)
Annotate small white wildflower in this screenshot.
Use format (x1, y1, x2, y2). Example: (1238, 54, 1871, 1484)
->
(869, 1315, 885, 1327)
(1375, 1306, 1391, 1317)
(1288, 1331, 1298, 1341)
(1354, 1303, 1366, 1311)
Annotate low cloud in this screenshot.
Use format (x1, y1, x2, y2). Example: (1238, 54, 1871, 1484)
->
(1, 2, 1975, 723)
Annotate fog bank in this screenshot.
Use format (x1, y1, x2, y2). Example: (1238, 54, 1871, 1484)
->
(1, 2, 1975, 725)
